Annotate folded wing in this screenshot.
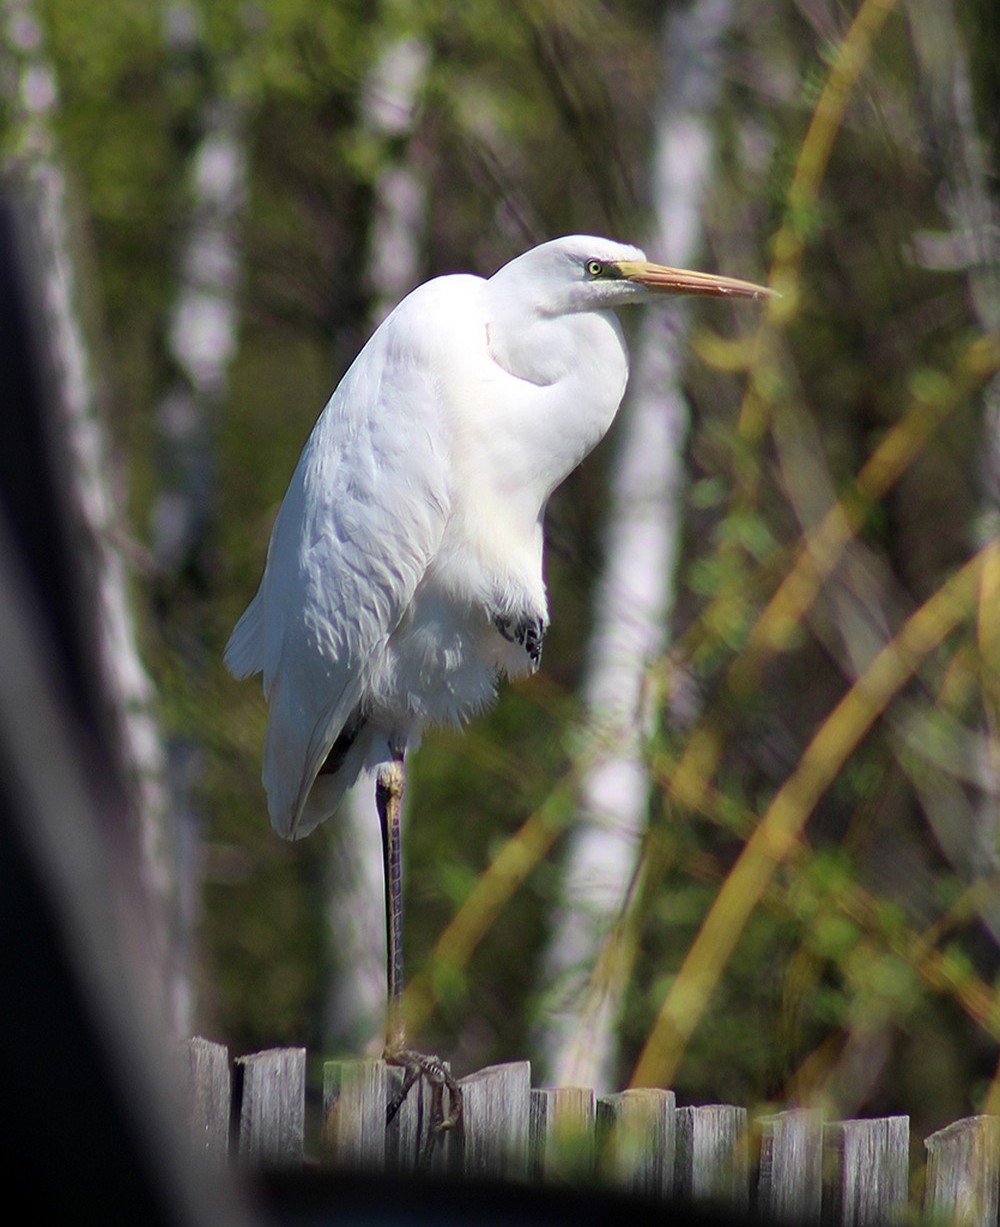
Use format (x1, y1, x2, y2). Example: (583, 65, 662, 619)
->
(225, 297, 454, 837)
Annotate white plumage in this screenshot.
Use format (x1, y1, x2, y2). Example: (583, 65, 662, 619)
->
(227, 235, 768, 841)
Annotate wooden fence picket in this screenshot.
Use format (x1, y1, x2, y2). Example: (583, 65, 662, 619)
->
(675, 1103, 749, 1212)
(234, 1047, 305, 1168)
(924, 1115, 1000, 1227)
(184, 1036, 230, 1165)
(597, 1087, 676, 1198)
(458, 1061, 531, 1181)
(322, 1058, 387, 1171)
(757, 1108, 823, 1225)
(183, 1039, 1000, 1225)
(824, 1116, 909, 1226)
(529, 1085, 596, 1182)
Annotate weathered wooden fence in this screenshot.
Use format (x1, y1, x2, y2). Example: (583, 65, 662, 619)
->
(185, 1037, 1000, 1224)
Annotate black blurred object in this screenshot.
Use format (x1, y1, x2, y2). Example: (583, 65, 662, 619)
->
(256, 1168, 759, 1226)
(0, 190, 245, 1225)
(0, 199, 104, 730)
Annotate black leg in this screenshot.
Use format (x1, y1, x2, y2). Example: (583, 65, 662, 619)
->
(376, 752, 406, 1051)
(375, 750, 462, 1137)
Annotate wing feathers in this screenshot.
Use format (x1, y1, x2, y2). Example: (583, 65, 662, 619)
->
(223, 589, 263, 679)
(226, 279, 468, 838)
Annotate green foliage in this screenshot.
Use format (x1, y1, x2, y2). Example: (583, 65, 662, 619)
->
(13, 0, 1000, 1148)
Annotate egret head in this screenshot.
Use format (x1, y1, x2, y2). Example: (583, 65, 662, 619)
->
(490, 234, 771, 317)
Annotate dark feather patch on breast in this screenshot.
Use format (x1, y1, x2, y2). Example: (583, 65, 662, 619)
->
(493, 612, 545, 666)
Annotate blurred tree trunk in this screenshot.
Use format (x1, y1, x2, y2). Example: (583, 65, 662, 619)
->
(1, 1, 176, 1019)
(536, 0, 735, 1090)
(150, 1, 248, 1032)
(323, 29, 431, 1056)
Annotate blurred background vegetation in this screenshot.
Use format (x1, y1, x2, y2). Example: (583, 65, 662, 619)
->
(5, 0, 1000, 1161)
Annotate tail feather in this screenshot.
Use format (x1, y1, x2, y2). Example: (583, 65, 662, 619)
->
(290, 724, 376, 839)
(262, 665, 366, 839)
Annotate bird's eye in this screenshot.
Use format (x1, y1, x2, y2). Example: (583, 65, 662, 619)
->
(586, 259, 605, 278)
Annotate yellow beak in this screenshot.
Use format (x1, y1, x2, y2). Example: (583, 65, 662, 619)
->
(615, 259, 772, 300)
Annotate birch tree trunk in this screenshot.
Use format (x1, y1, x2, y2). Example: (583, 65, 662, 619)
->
(536, 0, 735, 1090)
(147, 1, 249, 1033)
(1, 0, 175, 1017)
(154, 3, 247, 579)
(323, 30, 430, 1055)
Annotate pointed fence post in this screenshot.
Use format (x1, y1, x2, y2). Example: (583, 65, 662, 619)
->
(530, 1086, 596, 1182)
(824, 1116, 909, 1227)
(675, 1105, 748, 1212)
(924, 1115, 1000, 1227)
(235, 1047, 305, 1168)
(757, 1108, 823, 1224)
(597, 1088, 676, 1198)
(184, 1037, 231, 1164)
(459, 1061, 531, 1181)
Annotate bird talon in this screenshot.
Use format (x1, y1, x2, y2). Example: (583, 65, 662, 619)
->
(385, 1062, 420, 1126)
(383, 1046, 463, 1136)
(435, 1098, 463, 1133)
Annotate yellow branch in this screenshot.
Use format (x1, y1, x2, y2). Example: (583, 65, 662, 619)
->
(400, 738, 597, 1034)
(739, 0, 900, 443)
(631, 547, 988, 1089)
(734, 335, 1000, 688)
(771, 0, 900, 288)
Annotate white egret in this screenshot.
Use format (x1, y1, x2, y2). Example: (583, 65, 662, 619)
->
(225, 235, 769, 1129)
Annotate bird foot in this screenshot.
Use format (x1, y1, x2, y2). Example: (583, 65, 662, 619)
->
(383, 1044, 463, 1135)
